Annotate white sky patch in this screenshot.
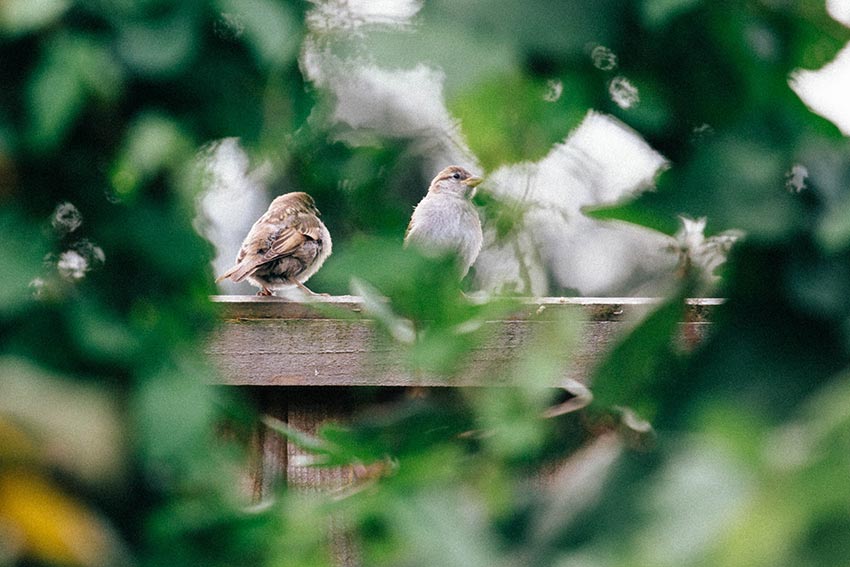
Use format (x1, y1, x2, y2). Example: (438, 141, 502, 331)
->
(486, 111, 667, 212)
(346, 0, 422, 23)
(198, 138, 271, 294)
(791, 42, 850, 136)
(302, 38, 477, 170)
(475, 111, 676, 296)
(828, 0, 850, 26)
(547, 111, 667, 208)
(307, 0, 422, 31)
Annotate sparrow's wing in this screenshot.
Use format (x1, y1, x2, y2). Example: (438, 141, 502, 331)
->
(214, 214, 274, 283)
(216, 214, 320, 284)
(403, 215, 429, 248)
(215, 248, 270, 283)
(403, 197, 426, 246)
(264, 213, 322, 260)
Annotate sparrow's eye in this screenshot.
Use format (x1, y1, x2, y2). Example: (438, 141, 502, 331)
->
(452, 172, 461, 180)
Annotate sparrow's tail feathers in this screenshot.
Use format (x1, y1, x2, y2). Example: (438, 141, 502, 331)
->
(215, 262, 255, 284)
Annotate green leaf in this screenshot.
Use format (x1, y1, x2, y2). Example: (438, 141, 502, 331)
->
(115, 8, 201, 77)
(110, 112, 194, 198)
(216, 0, 301, 68)
(591, 135, 801, 239)
(67, 298, 142, 365)
(262, 416, 335, 458)
(818, 194, 850, 252)
(590, 290, 689, 420)
(351, 277, 415, 344)
(586, 195, 682, 237)
(133, 357, 218, 464)
(0, 357, 125, 484)
(640, 0, 702, 30)
(26, 34, 124, 153)
(26, 44, 85, 152)
(0, 210, 46, 316)
(0, 0, 69, 36)
(451, 71, 592, 170)
(388, 489, 501, 567)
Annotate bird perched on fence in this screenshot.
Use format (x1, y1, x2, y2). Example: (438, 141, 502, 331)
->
(404, 165, 483, 277)
(216, 192, 332, 296)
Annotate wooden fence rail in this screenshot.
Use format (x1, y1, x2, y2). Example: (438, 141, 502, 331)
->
(208, 295, 719, 387)
(208, 296, 720, 565)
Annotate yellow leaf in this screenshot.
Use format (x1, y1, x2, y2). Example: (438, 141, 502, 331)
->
(0, 418, 38, 464)
(0, 469, 126, 566)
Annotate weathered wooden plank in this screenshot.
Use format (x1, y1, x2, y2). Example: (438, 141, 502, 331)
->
(257, 389, 289, 499)
(219, 297, 720, 567)
(283, 388, 361, 566)
(210, 295, 722, 320)
(207, 296, 719, 387)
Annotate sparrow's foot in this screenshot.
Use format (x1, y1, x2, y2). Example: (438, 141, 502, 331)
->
(291, 279, 329, 297)
(257, 288, 274, 297)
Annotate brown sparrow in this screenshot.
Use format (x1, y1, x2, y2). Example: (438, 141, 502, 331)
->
(404, 165, 483, 277)
(216, 192, 332, 296)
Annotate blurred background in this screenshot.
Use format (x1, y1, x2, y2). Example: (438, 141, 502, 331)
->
(3, 1, 850, 566)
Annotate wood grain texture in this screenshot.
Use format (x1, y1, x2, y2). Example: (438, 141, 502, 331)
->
(218, 297, 720, 566)
(283, 388, 362, 566)
(208, 296, 720, 387)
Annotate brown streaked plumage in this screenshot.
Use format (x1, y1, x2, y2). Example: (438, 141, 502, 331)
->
(216, 192, 332, 296)
(404, 165, 483, 277)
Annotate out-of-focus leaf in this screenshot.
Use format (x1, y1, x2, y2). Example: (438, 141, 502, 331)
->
(451, 71, 593, 170)
(66, 298, 142, 364)
(472, 386, 551, 460)
(423, 0, 623, 64)
(640, 0, 701, 30)
(132, 356, 218, 465)
(263, 416, 335, 458)
(590, 291, 688, 421)
(317, 398, 473, 466)
(0, 469, 128, 567)
(686, 136, 794, 238)
(320, 235, 464, 324)
(686, 376, 850, 567)
(26, 42, 85, 152)
(470, 309, 583, 459)
(351, 277, 415, 344)
(216, 0, 301, 68)
(817, 193, 850, 253)
(388, 488, 500, 567)
(780, 0, 850, 70)
(116, 8, 201, 77)
(71, 37, 125, 102)
(25, 34, 124, 152)
(591, 135, 800, 238)
(0, 357, 126, 484)
(0, 210, 46, 316)
(0, 417, 38, 464)
(0, 0, 69, 36)
(585, 197, 681, 237)
(110, 112, 194, 198)
(787, 251, 850, 318)
(330, 239, 519, 376)
(633, 439, 754, 567)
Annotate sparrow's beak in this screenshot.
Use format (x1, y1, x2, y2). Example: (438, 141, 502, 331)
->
(462, 176, 483, 188)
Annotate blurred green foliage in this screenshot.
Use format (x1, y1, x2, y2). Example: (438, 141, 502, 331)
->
(2, 1, 850, 567)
